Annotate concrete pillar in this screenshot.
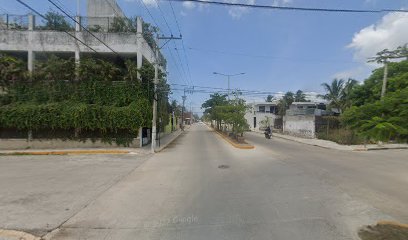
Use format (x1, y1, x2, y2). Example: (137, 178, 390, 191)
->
(136, 16, 143, 80)
(139, 128, 143, 147)
(75, 16, 81, 32)
(75, 50, 80, 80)
(28, 51, 35, 72)
(28, 14, 35, 30)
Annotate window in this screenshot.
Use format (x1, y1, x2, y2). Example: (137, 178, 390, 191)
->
(259, 106, 265, 112)
(253, 117, 256, 128)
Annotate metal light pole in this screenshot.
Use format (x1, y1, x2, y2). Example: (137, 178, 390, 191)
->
(213, 72, 245, 100)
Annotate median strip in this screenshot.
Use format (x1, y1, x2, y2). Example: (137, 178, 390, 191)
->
(359, 221, 408, 240)
(212, 129, 254, 150)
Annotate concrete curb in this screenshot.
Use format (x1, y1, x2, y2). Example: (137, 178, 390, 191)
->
(0, 229, 40, 240)
(0, 149, 131, 156)
(249, 131, 408, 151)
(212, 129, 255, 150)
(377, 221, 408, 228)
(154, 130, 183, 153)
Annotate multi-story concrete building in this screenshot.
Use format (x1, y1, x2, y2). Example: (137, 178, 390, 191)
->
(0, 0, 162, 73)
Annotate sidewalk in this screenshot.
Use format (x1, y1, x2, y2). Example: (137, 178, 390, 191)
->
(143, 128, 185, 153)
(0, 129, 186, 155)
(250, 130, 408, 151)
(0, 148, 145, 156)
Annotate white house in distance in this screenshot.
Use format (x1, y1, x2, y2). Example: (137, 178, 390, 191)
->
(245, 102, 279, 131)
(287, 102, 328, 116)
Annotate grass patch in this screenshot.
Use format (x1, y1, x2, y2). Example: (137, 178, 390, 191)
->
(359, 222, 408, 240)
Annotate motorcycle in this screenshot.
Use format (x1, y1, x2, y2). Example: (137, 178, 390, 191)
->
(264, 131, 272, 139)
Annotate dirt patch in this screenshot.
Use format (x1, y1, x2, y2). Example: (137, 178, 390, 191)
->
(358, 222, 408, 240)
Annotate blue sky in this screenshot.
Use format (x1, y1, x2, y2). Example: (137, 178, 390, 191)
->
(2, 0, 408, 114)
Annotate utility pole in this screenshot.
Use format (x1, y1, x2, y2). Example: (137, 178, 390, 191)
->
(76, 0, 80, 16)
(368, 48, 406, 101)
(151, 34, 182, 153)
(182, 91, 186, 128)
(381, 61, 388, 100)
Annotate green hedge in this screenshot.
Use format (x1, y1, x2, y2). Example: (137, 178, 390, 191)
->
(0, 100, 152, 131)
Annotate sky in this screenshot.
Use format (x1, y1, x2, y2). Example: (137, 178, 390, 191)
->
(2, 0, 408, 114)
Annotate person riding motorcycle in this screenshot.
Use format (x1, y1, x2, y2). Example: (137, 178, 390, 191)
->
(264, 126, 272, 139)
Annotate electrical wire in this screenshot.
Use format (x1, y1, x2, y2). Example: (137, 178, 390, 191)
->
(154, 0, 173, 35)
(15, 0, 99, 53)
(163, 0, 408, 13)
(188, 47, 359, 64)
(48, 0, 121, 57)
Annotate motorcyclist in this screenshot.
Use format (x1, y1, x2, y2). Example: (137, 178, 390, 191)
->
(265, 126, 272, 138)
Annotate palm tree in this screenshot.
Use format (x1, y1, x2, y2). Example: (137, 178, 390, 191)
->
(320, 79, 345, 113)
(341, 78, 359, 109)
(294, 90, 307, 102)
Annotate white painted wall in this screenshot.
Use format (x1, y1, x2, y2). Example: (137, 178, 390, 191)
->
(283, 115, 316, 138)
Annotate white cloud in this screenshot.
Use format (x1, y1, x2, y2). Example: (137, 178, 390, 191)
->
(332, 66, 368, 80)
(348, 12, 408, 63)
(128, 0, 158, 7)
(226, 0, 255, 19)
(182, 1, 196, 9)
(181, 0, 293, 19)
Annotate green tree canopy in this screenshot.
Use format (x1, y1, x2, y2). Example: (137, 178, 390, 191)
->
(294, 90, 307, 102)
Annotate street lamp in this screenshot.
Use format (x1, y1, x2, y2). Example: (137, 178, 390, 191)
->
(213, 72, 245, 99)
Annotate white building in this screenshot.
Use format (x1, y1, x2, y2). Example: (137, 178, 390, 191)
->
(245, 102, 280, 131)
(0, 0, 162, 73)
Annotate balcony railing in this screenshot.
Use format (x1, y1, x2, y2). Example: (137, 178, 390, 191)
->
(0, 14, 29, 30)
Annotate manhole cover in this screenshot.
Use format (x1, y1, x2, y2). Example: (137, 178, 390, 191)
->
(218, 165, 229, 169)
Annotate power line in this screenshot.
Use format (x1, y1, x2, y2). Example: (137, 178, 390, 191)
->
(164, 0, 408, 13)
(165, 0, 194, 86)
(173, 46, 190, 85)
(15, 0, 98, 53)
(48, 0, 121, 57)
(139, 0, 161, 29)
(170, 83, 324, 96)
(168, 0, 182, 35)
(154, 0, 173, 35)
(188, 46, 359, 64)
(167, 45, 188, 85)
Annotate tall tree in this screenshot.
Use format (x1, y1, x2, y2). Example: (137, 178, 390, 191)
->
(265, 95, 274, 102)
(201, 93, 228, 129)
(320, 78, 345, 112)
(294, 90, 307, 102)
(277, 91, 294, 116)
(42, 10, 73, 31)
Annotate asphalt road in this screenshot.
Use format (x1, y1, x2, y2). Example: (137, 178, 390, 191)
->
(48, 124, 406, 239)
(0, 124, 406, 240)
(244, 131, 408, 223)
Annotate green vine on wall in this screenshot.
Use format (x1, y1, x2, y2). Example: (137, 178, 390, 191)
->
(0, 54, 170, 146)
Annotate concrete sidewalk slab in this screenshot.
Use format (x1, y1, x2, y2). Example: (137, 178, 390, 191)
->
(249, 130, 408, 151)
(155, 129, 184, 152)
(0, 148, 149, 156)
(0, 229, 40, 240)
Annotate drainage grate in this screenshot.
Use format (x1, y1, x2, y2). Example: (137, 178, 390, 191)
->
(218, 164, 230, 169)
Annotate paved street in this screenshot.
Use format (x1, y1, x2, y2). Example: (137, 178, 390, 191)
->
(0, 124, 407, 240)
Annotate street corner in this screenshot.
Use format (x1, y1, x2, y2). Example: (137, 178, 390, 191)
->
(358, 221, 408, 240)
(0, 229, 41, 240)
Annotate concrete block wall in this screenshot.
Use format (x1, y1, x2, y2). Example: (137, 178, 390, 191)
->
(283, 115, 316, 138)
